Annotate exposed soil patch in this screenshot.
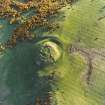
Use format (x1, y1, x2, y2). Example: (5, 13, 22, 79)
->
(69, 43, 105, 85)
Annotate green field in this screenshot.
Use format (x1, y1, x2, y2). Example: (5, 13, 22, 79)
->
(0, 0, 105, 105)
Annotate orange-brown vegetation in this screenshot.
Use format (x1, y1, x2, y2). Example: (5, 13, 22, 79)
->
(0, 0, 73, 50)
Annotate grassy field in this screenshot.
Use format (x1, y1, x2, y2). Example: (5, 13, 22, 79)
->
(0, 0, 105, 105)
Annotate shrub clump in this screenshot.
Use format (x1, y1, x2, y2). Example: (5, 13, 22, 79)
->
(35, 40, 61, 66)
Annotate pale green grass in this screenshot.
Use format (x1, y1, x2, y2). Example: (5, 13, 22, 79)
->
(0, 0, 105, 105)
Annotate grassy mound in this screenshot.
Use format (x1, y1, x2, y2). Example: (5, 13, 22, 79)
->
(35, 39, 62, 66)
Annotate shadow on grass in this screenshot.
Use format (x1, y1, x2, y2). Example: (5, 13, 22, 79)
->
(0, 42, 51, 105)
